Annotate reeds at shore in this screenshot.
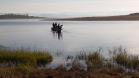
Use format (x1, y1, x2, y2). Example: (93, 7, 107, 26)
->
(0, 49, 52, 67)
(1, 47, 139, 78)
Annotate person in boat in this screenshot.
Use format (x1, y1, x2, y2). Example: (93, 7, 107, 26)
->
(52, 22, 57, 28)
(52, 22, 57, 31)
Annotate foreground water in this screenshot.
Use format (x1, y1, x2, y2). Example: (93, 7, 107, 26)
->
(0, 19, 139, 56)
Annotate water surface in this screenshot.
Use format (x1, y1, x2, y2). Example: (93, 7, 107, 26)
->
(0, 20, 139, 55)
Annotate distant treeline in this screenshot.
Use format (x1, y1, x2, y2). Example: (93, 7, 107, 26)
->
(0, 13, 43, 19)
(58, 13, 139, 21)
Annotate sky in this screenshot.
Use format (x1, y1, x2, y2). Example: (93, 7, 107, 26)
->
(0, 0, 139, 17)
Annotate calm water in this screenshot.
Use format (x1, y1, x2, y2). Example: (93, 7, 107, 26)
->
(0, 19, 139, 55)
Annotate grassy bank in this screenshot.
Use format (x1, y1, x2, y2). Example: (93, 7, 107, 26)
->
(0, 49, 52, 67)
(1, 48, 139, 78)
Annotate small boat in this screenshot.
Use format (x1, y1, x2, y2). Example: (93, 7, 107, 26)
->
(51, 22, 63, 32)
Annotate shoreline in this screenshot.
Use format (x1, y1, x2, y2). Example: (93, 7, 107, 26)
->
(1, 13, 139, 21)
(55, 13, 139, 21)
(1, 48, 139, 78)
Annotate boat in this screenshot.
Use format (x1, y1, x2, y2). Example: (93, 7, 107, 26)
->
(51, 22, 63, 32)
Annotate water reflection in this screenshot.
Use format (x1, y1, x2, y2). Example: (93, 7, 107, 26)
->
(52, 31, 63, 40)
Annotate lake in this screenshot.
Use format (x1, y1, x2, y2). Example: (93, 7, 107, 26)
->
(0, 19, 139, 56)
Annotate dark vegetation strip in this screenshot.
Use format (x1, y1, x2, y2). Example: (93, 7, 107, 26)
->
(0, 14, 44, 19)
(58, 13, 139, 21)
(1, 47, 139, 78)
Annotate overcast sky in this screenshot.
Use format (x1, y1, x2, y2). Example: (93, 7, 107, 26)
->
(0, 0, 139, 16)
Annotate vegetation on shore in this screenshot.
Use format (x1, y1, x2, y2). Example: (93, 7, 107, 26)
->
(1, 47, 139, 78)
(0, 14, 43, 19)
(1, 12, 139, 21)
(58, 13, 139, 21)
(0, 49, 52, 67)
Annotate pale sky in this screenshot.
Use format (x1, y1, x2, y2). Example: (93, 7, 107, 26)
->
(0, 0, 139, 17)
